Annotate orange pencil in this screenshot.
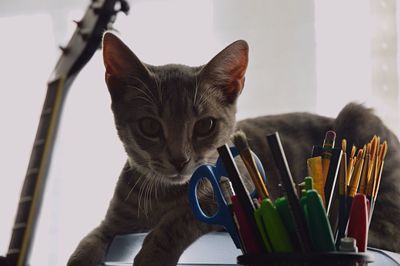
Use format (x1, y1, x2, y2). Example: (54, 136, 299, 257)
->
(369, 141, 388, 222)
(372, 141, 387, 201)
(358, 144, 369, 195)
(367, 136, 380, 198)
(347, 145, 357, 186)
(348, 149, 365, 197)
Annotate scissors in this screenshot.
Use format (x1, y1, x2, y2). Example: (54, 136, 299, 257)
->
(188, 146, 266, 249)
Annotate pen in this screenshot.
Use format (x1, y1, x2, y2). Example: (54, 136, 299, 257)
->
(217, 144, 264, 253)
(231, 195, 263, 254)
(266, 132, 312, 252)
(219, 176, 246, 253)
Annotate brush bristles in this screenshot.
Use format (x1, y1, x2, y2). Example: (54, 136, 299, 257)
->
(231, 131, 249, 152)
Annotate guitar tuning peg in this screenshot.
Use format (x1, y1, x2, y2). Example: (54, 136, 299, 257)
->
(78, 30, 90, 41)
(73, 19, 83, 28)
(59, 45, 70, 54)
(117, 0, 130, 15)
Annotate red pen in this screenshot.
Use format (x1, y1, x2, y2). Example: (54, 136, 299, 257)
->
(231, 195, 263, 254)
(347, 193, 369, 252)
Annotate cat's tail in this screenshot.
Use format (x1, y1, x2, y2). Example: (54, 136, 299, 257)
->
(333, 102, 400, 252)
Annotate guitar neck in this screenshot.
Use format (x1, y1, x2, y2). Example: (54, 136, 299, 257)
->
(6, 76, 74, 266)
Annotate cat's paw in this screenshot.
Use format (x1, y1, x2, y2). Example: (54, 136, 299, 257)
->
(67, 235, 108, 266)
(67, 254, 102, 266)
(133, 246, 179, 266)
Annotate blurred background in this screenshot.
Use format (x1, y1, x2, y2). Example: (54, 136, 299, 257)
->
(0, 0, 399, 265)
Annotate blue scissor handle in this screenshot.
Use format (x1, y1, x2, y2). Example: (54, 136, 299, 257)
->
(188, 147, 266, 249)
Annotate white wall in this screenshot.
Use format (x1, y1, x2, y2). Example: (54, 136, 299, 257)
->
(0, 1, 399, 265)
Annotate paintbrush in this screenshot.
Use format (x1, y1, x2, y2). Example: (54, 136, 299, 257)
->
(231, 131, 270, 199)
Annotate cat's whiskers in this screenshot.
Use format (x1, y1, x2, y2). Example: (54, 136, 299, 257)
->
(149, 176, 156, 211)
(138, 175, 152, 217)
(145, 176, 153, 214)
(125, 175, 143, 202)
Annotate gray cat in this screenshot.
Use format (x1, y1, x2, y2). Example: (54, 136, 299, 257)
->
(67, 32, 400, 266)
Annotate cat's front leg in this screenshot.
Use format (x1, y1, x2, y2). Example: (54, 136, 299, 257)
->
(133, 207, 217, 266)
(68, 164, 148, 265)
(67, 224, 113, 266)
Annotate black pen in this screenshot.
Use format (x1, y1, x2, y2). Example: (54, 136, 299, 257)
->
(266, 132, 312, 252)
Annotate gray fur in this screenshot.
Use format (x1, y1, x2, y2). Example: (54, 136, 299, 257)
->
(68, 33, 400, 266)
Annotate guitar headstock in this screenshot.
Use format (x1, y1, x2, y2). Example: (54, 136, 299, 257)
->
(51, 0, 129, 81)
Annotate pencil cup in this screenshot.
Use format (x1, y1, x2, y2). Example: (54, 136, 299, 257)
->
(237, 252, 373, 266)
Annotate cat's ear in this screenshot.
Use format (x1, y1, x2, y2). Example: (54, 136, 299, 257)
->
(200, 40, 249, 104)
(103, 32, 148, 76)
(102, 32, 151, 100)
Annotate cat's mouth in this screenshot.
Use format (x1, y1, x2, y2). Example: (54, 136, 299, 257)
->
(165, 174, 191, 185)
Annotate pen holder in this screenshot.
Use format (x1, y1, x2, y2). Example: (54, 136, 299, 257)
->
(237, 252, 373, 266)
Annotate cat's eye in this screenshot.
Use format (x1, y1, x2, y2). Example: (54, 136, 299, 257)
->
(138, 117, 162, 138)
(194, 117, 216, 137)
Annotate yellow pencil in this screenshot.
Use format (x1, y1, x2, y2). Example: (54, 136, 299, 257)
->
(367, 136, 380, 198)
(358, 144, 369, 194)
(339, 139, 348, 197)
(347, 145, 357, 186)
(307, 156, 325, 205)
(348, 149, 364, 197)
(372, 141, 388, 201)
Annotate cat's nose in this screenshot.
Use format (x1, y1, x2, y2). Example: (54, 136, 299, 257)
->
(170, 157, 191, 172)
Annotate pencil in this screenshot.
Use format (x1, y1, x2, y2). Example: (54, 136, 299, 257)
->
(366, 136, 379, 199)
(369, 141, 387, 222)
(358, 145, 369, 195)
(307, 156, 325, 205)
(336, 139, 348, 247)
(372, 141, 388, 202)
(340, 139, 348, 197)
(348, 149, 365, 197)
(347, 145, 357, 186)
(321, 131, 336, 185)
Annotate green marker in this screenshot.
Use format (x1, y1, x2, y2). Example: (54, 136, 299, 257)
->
(304, 189, 336, 251)
(254, 206, 273, 252)
(275, 197, 299, 250)
(259, 198, 294, 252)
